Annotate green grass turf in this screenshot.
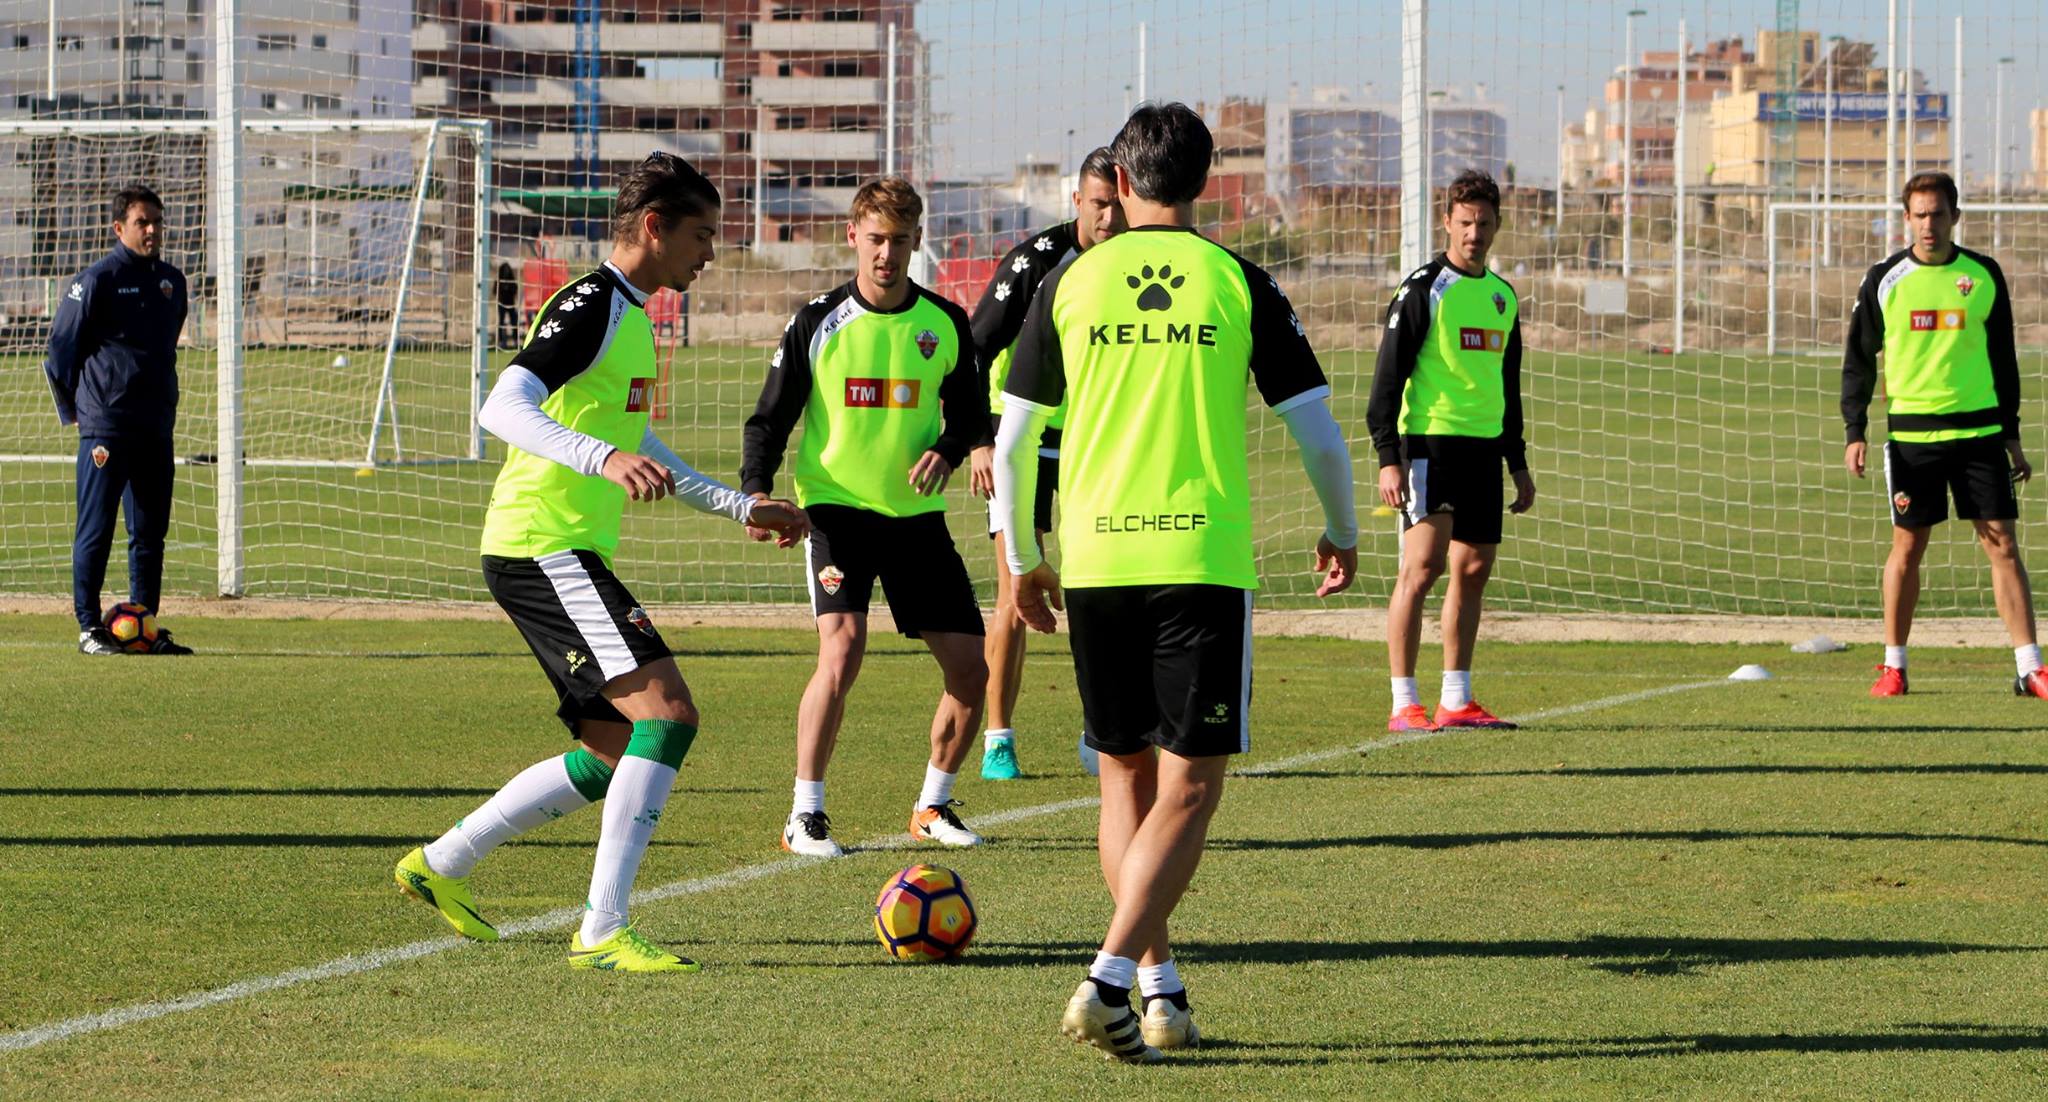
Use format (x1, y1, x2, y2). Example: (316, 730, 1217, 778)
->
(5, 614, 2048, 1097)
(3, 342, 2045, 613)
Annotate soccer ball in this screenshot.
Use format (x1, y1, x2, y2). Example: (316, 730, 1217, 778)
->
(1078, 733, 1100, 777)
(332, 353, 350, 369)
(104, 601, 157, 652)
(873, 864, 976, 962)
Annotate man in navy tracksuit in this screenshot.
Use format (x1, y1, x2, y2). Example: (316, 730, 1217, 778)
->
(43, 184, 194, 655)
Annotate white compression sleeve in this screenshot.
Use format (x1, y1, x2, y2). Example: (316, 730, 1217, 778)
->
(1277, 395, 1359, 549)
(477, 365, 616, 478)
(637, 427, 756, 524)
(992, 401, 1052, 575)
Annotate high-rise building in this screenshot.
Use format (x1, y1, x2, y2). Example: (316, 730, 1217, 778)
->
(410, 0, 918, 251)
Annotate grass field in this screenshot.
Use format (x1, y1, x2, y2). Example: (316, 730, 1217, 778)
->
(7, 613, 2048, 1098)
(6, 341, 2047, 616)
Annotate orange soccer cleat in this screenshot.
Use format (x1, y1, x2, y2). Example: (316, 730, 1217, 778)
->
(1432, 701, 1519, 730)
(1870, 665, 1908, 697)
(1386, 704, 1437, 733)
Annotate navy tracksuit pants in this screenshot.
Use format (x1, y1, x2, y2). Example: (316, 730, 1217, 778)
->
(73, 434, 174, 630)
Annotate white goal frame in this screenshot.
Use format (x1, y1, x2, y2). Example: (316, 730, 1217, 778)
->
(0, 116, 492, 596)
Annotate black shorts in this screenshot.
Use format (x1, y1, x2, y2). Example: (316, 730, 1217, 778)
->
(804, 504, 985, 638)
(1400, 434, 1506, 546)
(1066, 584, 1252, 758)
(482, 550, 672, 734)
(1885, 436, 2018, 527)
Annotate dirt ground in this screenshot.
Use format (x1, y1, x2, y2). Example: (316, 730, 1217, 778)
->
(0, 595, 2013, 649)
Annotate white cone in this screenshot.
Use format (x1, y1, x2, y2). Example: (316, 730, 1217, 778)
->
(1728, 664, 1773, 681)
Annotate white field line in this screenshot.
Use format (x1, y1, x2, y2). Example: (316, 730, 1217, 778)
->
(0, 678, 1726, 1057)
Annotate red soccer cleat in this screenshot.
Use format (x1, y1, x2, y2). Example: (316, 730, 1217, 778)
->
(2015, 668, 2048, 699)
(1870, 665, 1908, 697)
(1386, 704, 1437, 732)
(1432, 701, 1519, 729)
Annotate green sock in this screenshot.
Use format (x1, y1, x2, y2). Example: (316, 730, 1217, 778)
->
(624, 719, 697, 770)
(562, 747, 615, 802)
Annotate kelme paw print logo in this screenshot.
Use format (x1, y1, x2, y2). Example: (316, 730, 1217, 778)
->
(1127, 264, 1185, 311)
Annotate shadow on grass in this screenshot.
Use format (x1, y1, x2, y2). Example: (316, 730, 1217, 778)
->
(745, 934, 2046, 976)
(1359, 762, 2048, 780)
(0, 785, 766, 798)
(0, 833, 699, 848)
(1371, 1022, 2048, 1064)
(1207, 827, 2048, 851)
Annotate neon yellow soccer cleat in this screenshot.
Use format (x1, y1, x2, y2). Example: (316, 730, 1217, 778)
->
(393, 847, 501, 942)
(567, 923, 702, 973)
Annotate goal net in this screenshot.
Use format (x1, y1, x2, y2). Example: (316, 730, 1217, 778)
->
(1, 0, 2043, 617)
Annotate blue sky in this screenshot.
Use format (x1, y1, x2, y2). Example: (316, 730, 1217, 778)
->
(917, 0, 2048, 188)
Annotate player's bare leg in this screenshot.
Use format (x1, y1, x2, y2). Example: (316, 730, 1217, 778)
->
(1099, 751, 1227, 963)
(1973, 519, 2048, 697)
(1385, 515, 1451, 729)
(1440, 540, 1495, 668)
(797, 612, 867, 780)
(1435, 540, 1512, 728)
(911, 630, 988, 846)
(1882, 525, 1931, 647)
(1974, 519, 2038, 645)
(786, 612, 865, 856)
(1872, 525, 1930, 696)
(986, 530, 1034, 728)
(982, 529, 1037, 779)
(1096, 747, 1168, 965)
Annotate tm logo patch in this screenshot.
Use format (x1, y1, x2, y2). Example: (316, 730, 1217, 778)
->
(1458, 327, 1508, 352)
(1909, 310, 1965, 332)
(624, 377, 657, 412)
(845, 378, 919, 408)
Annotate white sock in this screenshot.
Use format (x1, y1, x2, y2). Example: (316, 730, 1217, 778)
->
(1440, 670, 1473, 710)
(1088, 951, 1138, 991)
(2018, 644, 2043, 676)
(792, 778, 825, 816)
(985, 726, 1015, 746)
(1390, 677, 1420, 709)
(424, 754, 591, 879)
(579, 755, 678, 945)
(1885, 645, 1908, 670)
(917, 764, 957, 811)
(1135, 959, 1184, 997)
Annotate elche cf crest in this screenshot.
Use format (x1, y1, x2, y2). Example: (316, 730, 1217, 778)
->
(159, 278, 175, 299)
(1492, 291, 1507, 315)
(1956, 275, 1975, 297)
(914, 329, 939, 360)
(817, 564, 845, 595)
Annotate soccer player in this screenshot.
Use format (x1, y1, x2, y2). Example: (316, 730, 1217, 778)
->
(997, 103, 1358, 1063)
(970, 146, 1126, 780)
(1843, 170, 2048, 698)
(393, 154, 808, 972)
(1365, 169, 1536, 733)
(44, 184, 194, 656)
(741, 176, 992, 858)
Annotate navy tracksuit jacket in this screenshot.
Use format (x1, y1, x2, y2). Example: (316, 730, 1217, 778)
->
(43, 242, 189, 629)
